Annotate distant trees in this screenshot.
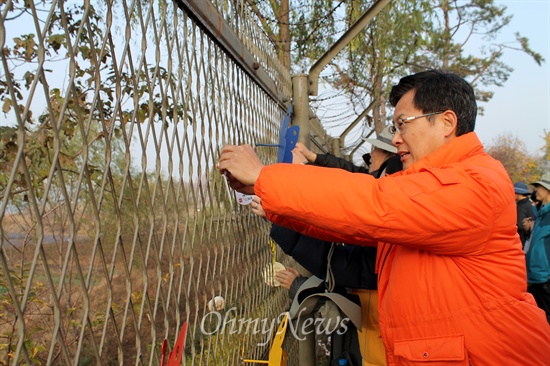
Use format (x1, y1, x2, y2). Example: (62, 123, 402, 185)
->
(542, 130, 550, 164)
(248, 0, 544, 137)
(485, 132, 547, 184)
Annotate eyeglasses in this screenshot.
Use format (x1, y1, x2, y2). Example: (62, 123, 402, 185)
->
(389, 111, 444, 135)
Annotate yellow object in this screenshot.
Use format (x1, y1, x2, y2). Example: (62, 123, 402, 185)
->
(352, 289, 386, 366)
(269, 239, 277, 263)
(242, 312, 288, 366)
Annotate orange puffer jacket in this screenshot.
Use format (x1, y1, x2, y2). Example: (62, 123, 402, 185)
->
(255, 132, 550, 365)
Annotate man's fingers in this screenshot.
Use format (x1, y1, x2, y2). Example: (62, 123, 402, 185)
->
(220, 144, 238, 154)
(275, 270, 290, 280)
(218, 144, 262, 189)
(288, 267, 300, 276)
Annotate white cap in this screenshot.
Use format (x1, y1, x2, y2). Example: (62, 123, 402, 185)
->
(363, 126, 397, 154)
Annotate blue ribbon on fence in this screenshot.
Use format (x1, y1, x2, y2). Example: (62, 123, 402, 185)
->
(256, 104, 299, 163)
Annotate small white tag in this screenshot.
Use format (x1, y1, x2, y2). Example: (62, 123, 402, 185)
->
(235, 191, 253, 205)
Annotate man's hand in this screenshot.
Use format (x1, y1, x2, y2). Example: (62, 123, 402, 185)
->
(291, 148, 308, 165)
(218, 145, 264, 194)
(251, 196, 266, 218)
(522, 217, 535, 232)
(293, 142, 317, 163)
(275, 267, 300, 290)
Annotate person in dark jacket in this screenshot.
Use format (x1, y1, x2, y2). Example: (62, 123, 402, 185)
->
(253, 127, 402, 366)
(274, 127, 402, 289)
(514, 181, 536, 249)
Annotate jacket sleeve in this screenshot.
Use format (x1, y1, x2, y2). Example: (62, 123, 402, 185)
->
(314, 154, 369, 174)
(518, 202, 536, 227)
(270, 224, 331, 276)
(255, 163, 502, 256)
(329, 244, 378, 289)
(270, 225, 377, 290)
(288, 276, 308, 300)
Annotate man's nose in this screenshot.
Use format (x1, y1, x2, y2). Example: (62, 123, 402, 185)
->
(392, 133, 402, 146)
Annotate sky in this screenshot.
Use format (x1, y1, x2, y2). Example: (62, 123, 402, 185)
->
(466, 0, 549, 155)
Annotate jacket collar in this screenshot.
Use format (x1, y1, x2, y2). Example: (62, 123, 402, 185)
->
(539, 201, 550, 216)
(398, 132, 484, 175)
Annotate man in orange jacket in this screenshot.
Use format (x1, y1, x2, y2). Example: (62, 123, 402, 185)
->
(219, 70, 550, 365)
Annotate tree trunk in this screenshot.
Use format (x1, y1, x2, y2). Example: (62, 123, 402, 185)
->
(278, 0, 291, 68)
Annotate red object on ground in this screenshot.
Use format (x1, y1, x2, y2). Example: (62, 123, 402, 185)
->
(166, 322, 188, 366)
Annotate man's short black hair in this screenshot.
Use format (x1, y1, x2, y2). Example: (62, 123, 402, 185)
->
(389, 70, 477, 136)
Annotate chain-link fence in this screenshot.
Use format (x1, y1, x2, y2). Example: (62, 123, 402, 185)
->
(0, 0, 320, 364)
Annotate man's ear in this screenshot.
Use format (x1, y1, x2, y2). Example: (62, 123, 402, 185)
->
(441, 110, 458, 137)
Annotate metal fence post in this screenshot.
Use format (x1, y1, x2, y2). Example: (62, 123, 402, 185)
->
(292, 75, 311, 148)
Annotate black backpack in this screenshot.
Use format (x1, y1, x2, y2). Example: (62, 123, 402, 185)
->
(330, 321, 362, 365)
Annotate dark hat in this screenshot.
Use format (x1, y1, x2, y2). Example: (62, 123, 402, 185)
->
(513, 182, 530, 195)
(531, 172, 550, 191)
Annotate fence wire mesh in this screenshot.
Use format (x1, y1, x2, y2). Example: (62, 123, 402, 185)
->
(0, 0, 303, 364)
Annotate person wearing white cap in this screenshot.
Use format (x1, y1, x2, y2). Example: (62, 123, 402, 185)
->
(272, 134, 401, 365)
(362, 126, 401, 178)
(523, 172, 550, 323)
